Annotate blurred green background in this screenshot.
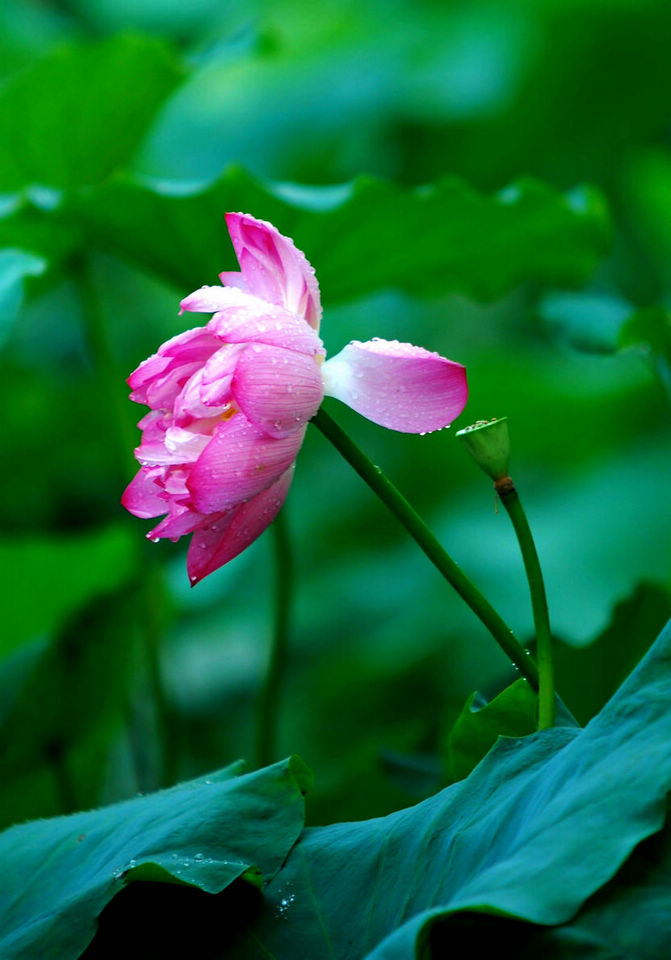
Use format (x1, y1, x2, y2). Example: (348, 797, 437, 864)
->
(1, 0, 670, 830)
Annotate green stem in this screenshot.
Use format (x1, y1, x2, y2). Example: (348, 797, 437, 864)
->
(256, 508, 293, 767)
(311, 408, 539, 690)
(498, 484, 555, 729)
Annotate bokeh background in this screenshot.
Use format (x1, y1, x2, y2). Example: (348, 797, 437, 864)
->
(1, 0, 670, 830)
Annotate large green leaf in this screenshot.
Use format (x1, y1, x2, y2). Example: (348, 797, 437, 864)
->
(0, 35, 183, 191)
(448, 802, 671, 958)
(529, 810, 671, 959)
(0, 756, 311, 960)
(209, 619, 671, 958)
(67, 169, 610, 304)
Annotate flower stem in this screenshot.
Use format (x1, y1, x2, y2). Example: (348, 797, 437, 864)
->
(256, 507, 293, 767)
(496, 480, 555, 729)
(311, 408, 539, 690)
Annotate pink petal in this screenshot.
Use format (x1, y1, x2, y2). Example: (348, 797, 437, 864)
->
(321, 339, 468, 433)
(162, 467, 191, 499)
(134, 438, 187, 467)
(128, 353, 172, 399)
(218, 270, 249, 292)
(172, 368, 231, 423)
(207, 294, 322, 356)
(128, 328, 219, 405)
(179, 286, 246, 314)
(187, 414, 305, 513)
(122, 467, 166, 518)
(136, 409, 170, 442)
(148, 503, 208, 541)
(231, 344, 323, 438)
(157, 326, 220, 361)
(199, 343, 245, 406)
(143, 362, 204, 410)
(187, 467, 294, 584)
(164, 424, 214, 462)
(226, 213, 322, 330)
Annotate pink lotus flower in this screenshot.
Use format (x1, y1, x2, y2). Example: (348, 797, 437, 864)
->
(122, 213, 468, 583)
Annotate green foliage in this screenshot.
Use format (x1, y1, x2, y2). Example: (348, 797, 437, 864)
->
(554, 583, 671, 725)
(0, 756, 310, 959)
(0, 526, 137, 658)
(227, 622, 671, 957)
(6, 622, 671, 959)
(68, 172, 610, 303)
(0, 248, 46, 343)
(0, 586, 142, 828)
(530, 815, 671, 959)
(539, 291, 671, 397)
(1, 2, 671, 954)
(0, 35, 183, 191)
(445, 679, 538, 782)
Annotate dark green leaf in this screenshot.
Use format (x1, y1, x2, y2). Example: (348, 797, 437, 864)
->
(215, 620, 671, 958)
(446, 681, 579, 784)
(529, 808, 671, 960)
(446, 679, 538, 782)
(67, 169, 611, 304)
(0, 35, 183, 191)
(0, 586, 141, 826)
(0, 756, 311, 960)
